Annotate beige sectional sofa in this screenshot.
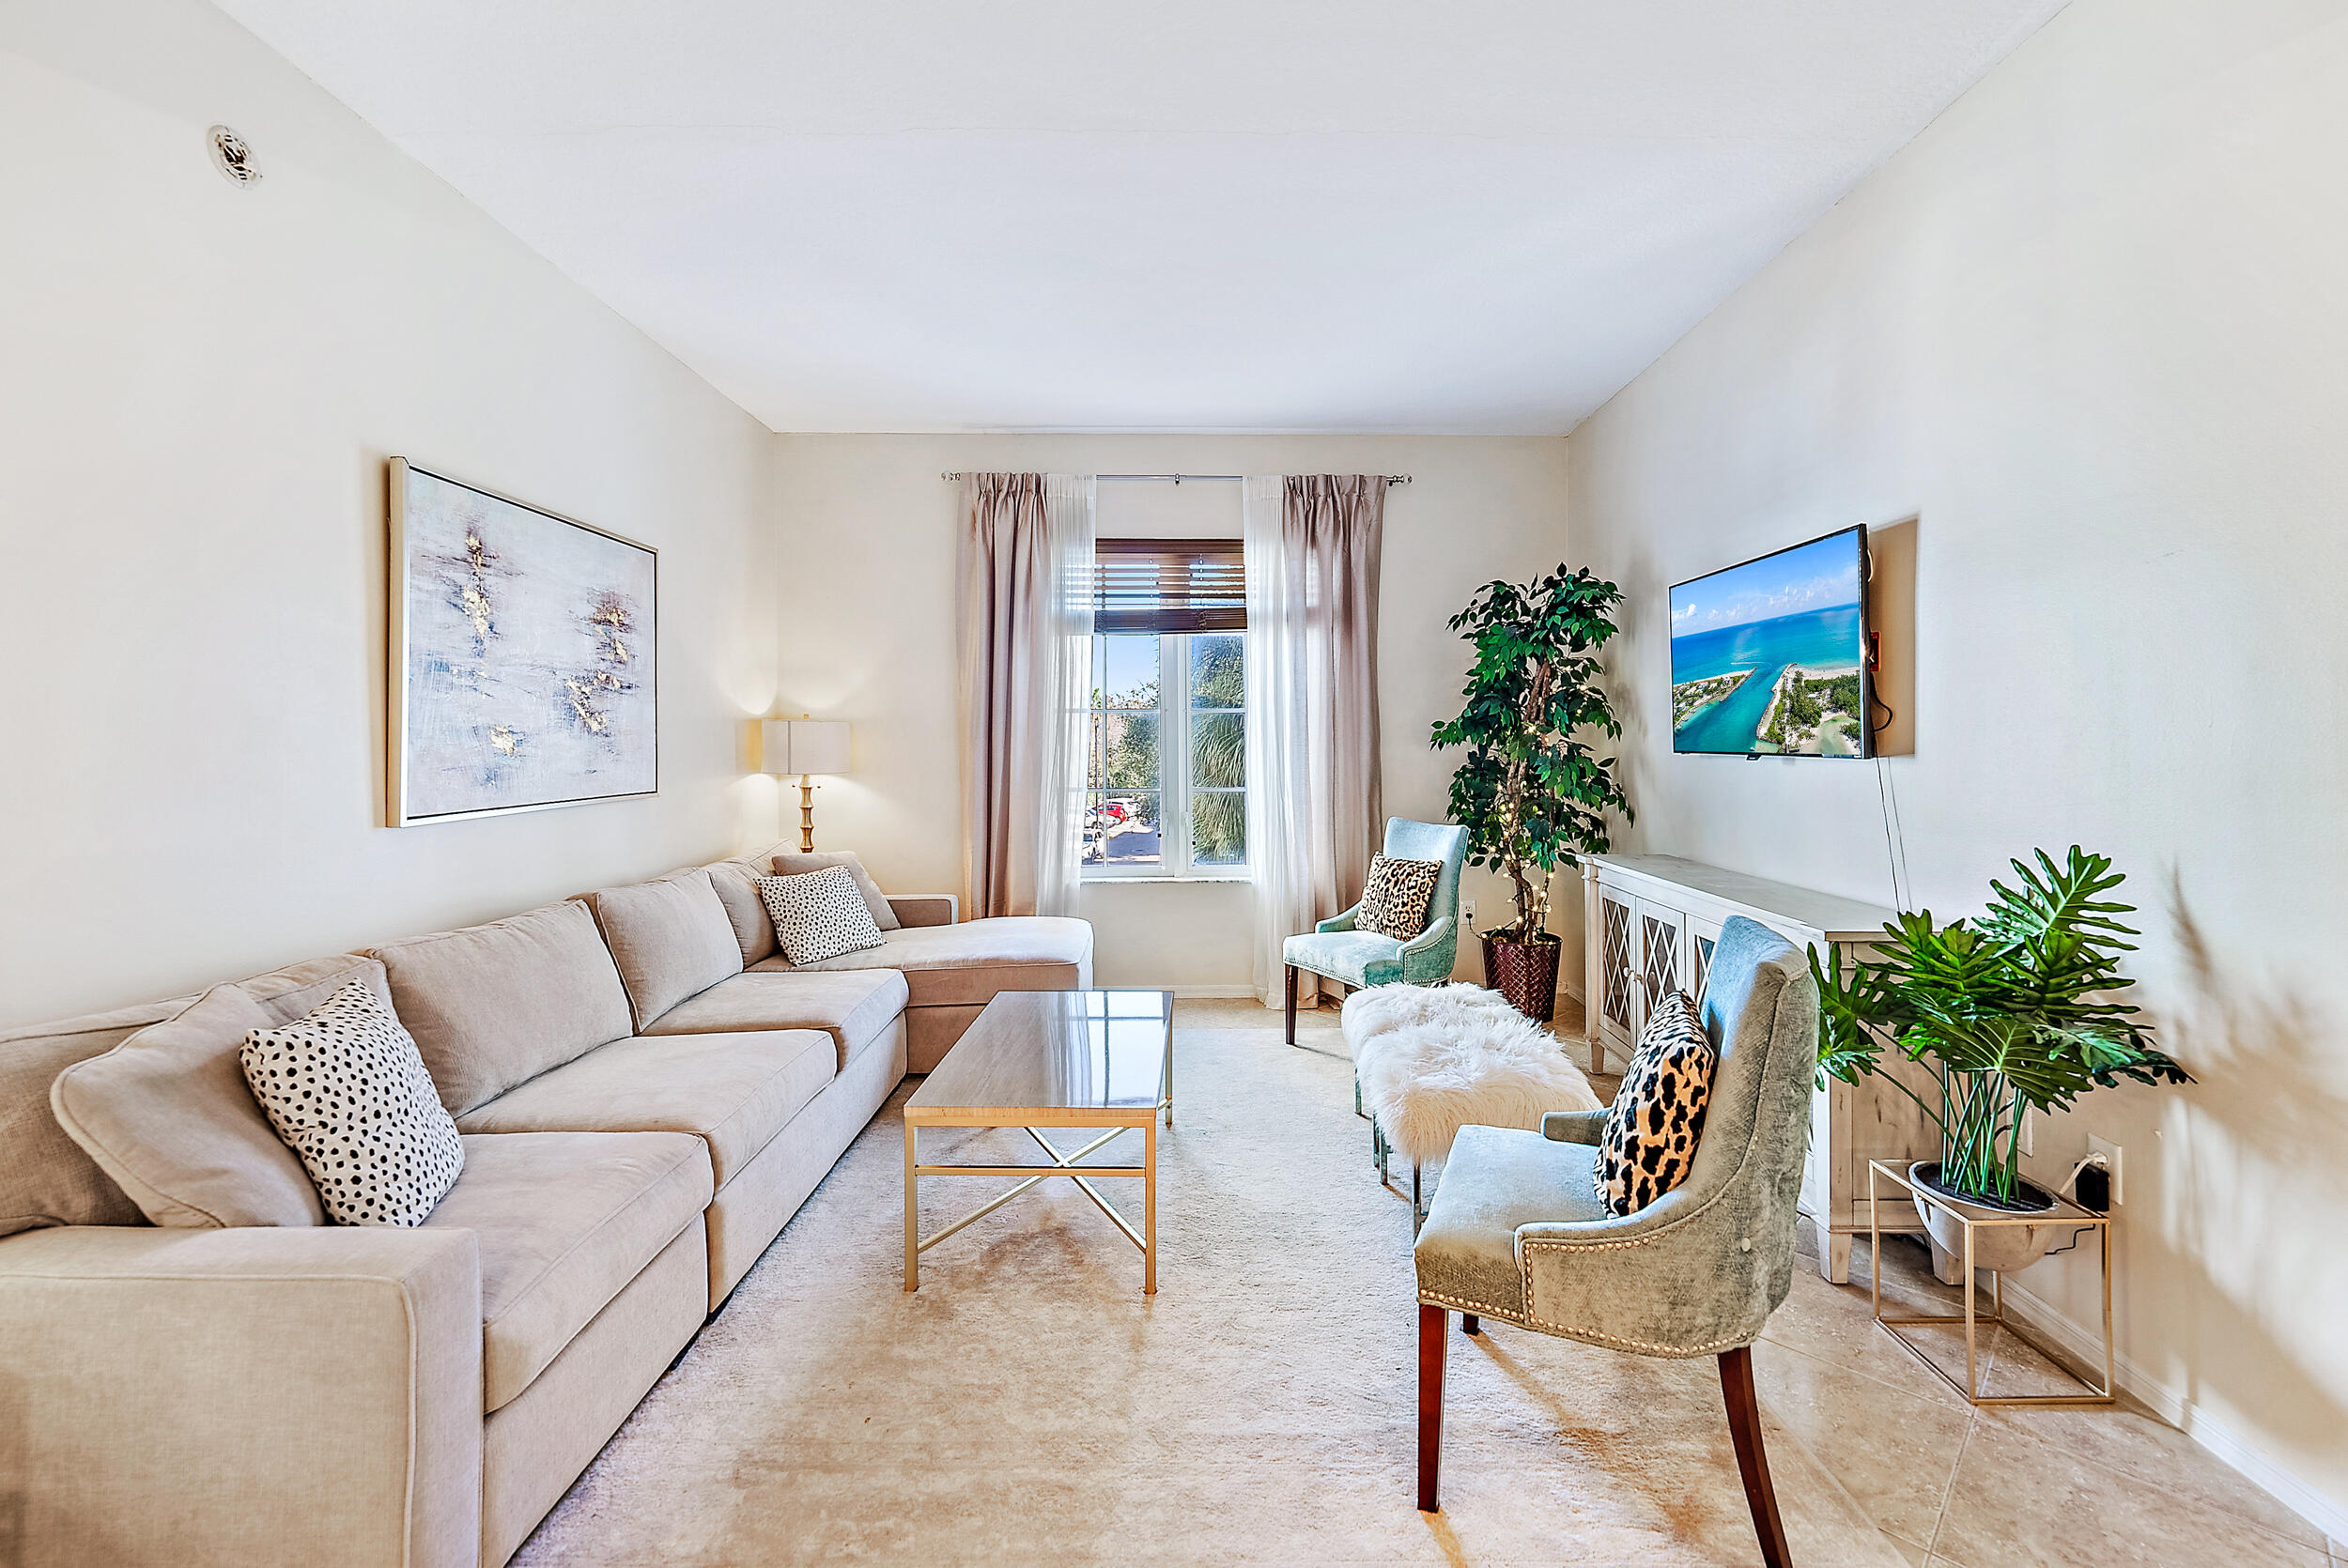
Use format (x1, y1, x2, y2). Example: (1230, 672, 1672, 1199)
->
(0, 842, 1091, 1568)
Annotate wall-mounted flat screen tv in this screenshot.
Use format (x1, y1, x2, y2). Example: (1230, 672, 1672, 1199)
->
(1670, 525, 1873, 758)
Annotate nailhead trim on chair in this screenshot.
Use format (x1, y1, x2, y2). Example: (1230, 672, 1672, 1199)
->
(1496, 983, 1797, 1359)
(1416, 1286, 1524, 1323)
(1517, 1315, 1746, 1358)
(1413, 980, 1800, 1360)
(1416, 1286, 1739, 1357)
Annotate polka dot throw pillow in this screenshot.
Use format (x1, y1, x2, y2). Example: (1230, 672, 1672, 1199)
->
(756, 865, 888, 965)
(1594, 989, 1717, 1217)
(240, 980, 465, 1226)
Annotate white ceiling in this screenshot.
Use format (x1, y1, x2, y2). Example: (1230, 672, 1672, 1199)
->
(217, 0, 2065, 434)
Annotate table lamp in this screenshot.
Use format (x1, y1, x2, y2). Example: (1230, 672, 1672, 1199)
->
(761, 716, 851, 852)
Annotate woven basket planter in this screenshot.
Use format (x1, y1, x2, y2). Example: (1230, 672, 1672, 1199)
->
(1479, 933, 1561, 1023)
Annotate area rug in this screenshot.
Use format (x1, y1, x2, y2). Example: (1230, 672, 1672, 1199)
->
(513, 1000, 1908, 1566)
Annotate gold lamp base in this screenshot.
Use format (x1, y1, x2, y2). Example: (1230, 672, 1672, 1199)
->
(797, 775, 816, 853)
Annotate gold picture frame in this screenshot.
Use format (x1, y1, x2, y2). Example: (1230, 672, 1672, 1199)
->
(388, 458, 658, 826)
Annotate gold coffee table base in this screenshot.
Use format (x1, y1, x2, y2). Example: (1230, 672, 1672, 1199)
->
(904, 1116, 1159, 1294)
(903, 990, 1173, 1296)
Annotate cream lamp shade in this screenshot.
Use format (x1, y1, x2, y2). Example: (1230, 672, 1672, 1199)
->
(762, 718, 851, 776)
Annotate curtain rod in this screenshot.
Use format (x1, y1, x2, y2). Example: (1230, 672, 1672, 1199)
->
(939, 471, 1411, 484)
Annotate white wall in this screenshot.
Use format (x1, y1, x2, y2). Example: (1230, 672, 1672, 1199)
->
(769, 435, 1575, 994)
(0, 0, 774, 1025)
(1566, 0, 2348, 1530)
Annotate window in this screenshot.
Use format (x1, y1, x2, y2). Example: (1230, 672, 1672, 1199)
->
(1084, 540, 1246, 877)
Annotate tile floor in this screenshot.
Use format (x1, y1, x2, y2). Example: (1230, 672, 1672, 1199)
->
(1566, 995, 2333, 1567)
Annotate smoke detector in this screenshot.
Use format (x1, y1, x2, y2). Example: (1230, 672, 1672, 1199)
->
(208, 125, 261, 187)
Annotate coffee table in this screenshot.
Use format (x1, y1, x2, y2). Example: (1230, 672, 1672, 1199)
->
(903, 989, 1173, 1294)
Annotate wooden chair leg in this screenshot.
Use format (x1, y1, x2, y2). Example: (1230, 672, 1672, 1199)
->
(1418, 1303, 1447, 1512)
(1718, 1345, 1790, 1568)
(1285, 964, 1299, 1046)
(1462, 1314, 1480, 1336)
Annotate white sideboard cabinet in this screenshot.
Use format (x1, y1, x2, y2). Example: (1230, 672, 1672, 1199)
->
(1580, 853, 1937, 1284)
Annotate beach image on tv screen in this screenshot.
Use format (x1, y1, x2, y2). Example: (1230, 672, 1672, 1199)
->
(1670, 530, 1866, 757)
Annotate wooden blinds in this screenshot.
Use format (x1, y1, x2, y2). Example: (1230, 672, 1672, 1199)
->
(1092, 538, 1245, 634)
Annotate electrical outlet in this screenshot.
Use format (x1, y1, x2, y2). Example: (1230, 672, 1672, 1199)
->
(2090, 1133, 2124, 1206)
(1461, 899, 1476, 928)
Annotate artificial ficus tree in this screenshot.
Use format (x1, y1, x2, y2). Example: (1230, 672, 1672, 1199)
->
(1430, 565, 1633, 943)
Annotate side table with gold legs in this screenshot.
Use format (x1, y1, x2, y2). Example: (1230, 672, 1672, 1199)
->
(1867, 1159, 2114, 1407)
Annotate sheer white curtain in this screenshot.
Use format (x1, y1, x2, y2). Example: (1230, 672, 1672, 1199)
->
(1244, 474, 1386, 1006)
(1032, 474, 1095, 917)
(957, 472, 1094, 919)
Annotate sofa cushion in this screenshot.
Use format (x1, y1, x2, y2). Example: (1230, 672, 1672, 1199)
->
(585, 869, 745, 1031)
(767, 851, 900, 930)
(424, 1130, 711, 1412)
(456, 1030, 836, 1189)
(641, 971, 908, 1070)
(1, 997, 189, 1235)
(885, 893, 958, 929)
(704, 859, 780, 966)
(368, 900, 635, 1117)
(48, 956, 397, 1229)
(748, 917, 1092, 1008)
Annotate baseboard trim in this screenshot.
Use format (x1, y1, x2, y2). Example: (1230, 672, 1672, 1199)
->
(1999, 1278, 2348, 1542)
(1169, 985, 1259, 1000)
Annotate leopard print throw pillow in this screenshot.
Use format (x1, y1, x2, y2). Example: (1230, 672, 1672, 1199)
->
(1357, 854, 1443, 940)
(1594, 989, 1716, 1217)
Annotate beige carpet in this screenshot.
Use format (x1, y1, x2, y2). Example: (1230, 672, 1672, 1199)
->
(513, 1002, 2321, 1567)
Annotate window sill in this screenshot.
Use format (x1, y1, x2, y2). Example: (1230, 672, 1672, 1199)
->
(1080, 874, 1254, 885)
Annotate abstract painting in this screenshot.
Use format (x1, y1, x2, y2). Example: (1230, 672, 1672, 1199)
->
(389, 460, 657, 824)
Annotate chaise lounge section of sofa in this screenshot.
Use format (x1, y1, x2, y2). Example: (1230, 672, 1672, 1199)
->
(0, 840, 1091, 1568)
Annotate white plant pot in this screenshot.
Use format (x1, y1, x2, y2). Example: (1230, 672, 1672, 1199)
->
(1908, 1161, 2062, 1284)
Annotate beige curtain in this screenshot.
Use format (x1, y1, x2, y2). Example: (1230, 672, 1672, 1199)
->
(958, 472, 1094, 919)
(1244, 474, 1386, 1006)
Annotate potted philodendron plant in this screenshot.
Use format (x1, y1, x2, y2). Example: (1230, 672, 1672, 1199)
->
(1431, 565, 1632, 1022)
(1814, 846, 2193, 1279)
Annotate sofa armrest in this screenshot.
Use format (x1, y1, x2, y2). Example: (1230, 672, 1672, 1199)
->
(1315, 902, 1362, 934)
(0, 1224, 483, 1568)
(1542, 1109, 1608, 1145)
(888, 894, 959, 928)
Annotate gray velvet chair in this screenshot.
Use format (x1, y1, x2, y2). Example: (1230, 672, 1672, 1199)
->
(1410, 915, 1818, 1568)
(1283, 817, 1469, 1045)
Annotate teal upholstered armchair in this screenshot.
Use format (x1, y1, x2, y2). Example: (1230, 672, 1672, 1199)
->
(1410, 915, 1818, 1568)
(1282, 818, 1469, 1046)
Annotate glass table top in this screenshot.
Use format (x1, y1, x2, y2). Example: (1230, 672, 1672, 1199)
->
(906, 990, 1171, 1114)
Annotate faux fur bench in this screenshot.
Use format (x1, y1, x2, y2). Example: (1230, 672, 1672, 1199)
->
(1341, 983, 1601, 1223)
